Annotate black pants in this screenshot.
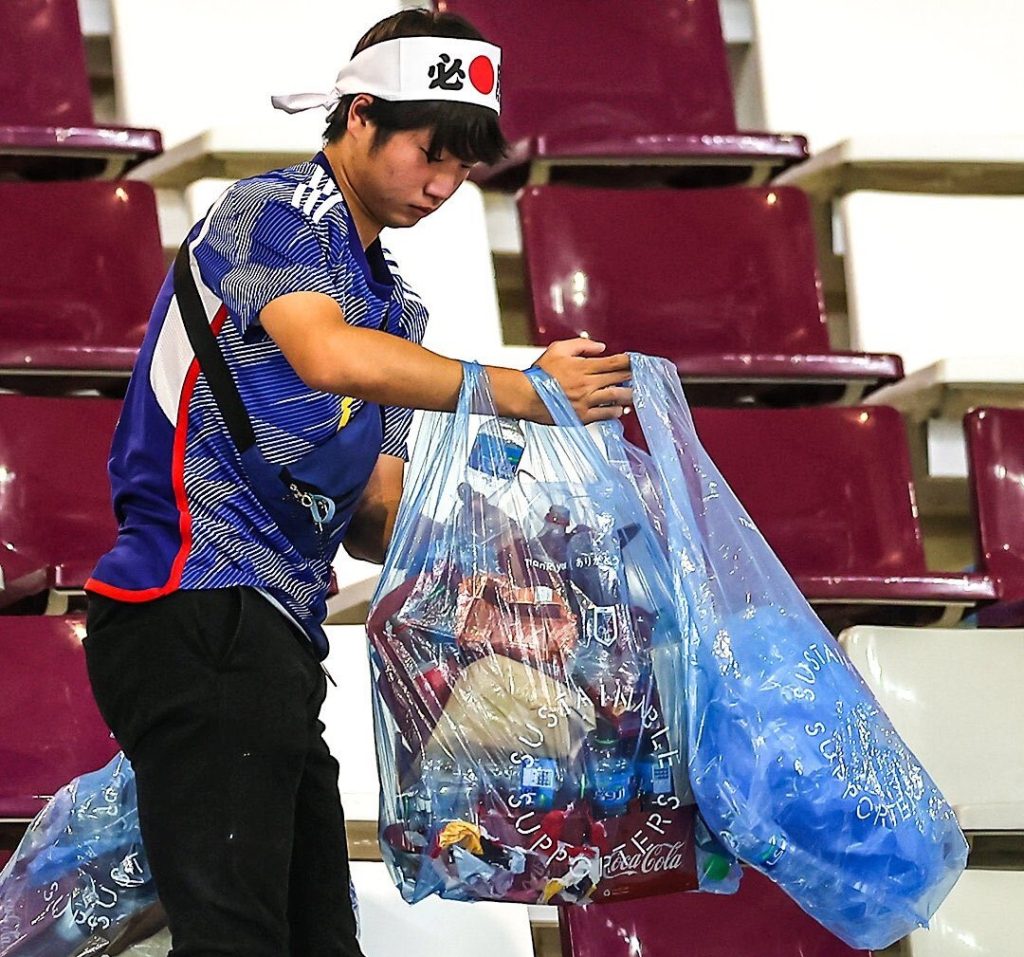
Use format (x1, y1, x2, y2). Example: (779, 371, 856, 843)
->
(84, 587, 364, 957)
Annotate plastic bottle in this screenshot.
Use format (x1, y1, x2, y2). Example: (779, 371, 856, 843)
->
(456, 483, 515, 575)
(567, 524, 622, 645)
(584, 718, 637, 818)
(536, 505, 571, 570)
(516, 756, 563, 812)
(467, 418, 525, 479)
(636, 725, 675, 809)
(424, 759, 480, 825)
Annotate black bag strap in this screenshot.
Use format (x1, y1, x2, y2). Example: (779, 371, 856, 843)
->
(173, 242, 257, 454)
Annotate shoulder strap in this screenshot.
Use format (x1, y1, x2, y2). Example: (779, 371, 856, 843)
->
(173, 243, 257, 454)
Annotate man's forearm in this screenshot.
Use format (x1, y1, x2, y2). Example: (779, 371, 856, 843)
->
(274, 310, 542, 418)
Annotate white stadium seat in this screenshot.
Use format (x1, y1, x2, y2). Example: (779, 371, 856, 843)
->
(749, 0, 1024, 155)
(838, 625, 1024, 833)
(840, 191, 1024, 378)
(111, 0, 399, 153)
(906, 869, 1024, 957)
(321, 624, 382, 824)
(351, 861, 535, 957)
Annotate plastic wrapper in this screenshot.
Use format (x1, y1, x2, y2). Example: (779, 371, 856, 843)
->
(625, 353, 968, 949)
(368, 363, 698, 905)
(0, 754, 157, 957)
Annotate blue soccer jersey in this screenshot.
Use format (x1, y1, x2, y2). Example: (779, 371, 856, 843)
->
(87, 153, 428, 658)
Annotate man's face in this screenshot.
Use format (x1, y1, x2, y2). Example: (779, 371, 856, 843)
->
(352, 125, 475, 229)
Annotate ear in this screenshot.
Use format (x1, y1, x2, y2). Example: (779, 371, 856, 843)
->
(347, 94, 375, 137)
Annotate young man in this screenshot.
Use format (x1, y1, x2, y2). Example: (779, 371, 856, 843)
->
(83, 9, 631, 957)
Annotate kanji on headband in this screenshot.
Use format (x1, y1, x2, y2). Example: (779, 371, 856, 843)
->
(271, 36, 502, 118)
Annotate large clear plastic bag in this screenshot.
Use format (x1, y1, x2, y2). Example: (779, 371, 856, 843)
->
(626, 354, 968, 949)
(368, 363, 698, 906)
(0, 754, 158, 957)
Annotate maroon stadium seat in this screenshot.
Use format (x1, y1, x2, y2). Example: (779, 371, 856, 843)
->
(0, 396, 120, 611)
(436, 0, 807, 189)
(652, 405, 995, 629)
(965, 407, 1024, 627)
(0, 616, 117, 828)
(520, 185, 903, 405)
(0, 0, 160, 178)
(560, 867, 867, 957)
(0, 180, 163, 393)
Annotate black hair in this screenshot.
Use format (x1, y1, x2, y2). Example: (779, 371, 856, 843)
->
(324, 9, 508, 166)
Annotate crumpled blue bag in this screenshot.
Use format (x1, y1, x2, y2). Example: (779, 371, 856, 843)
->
(0, 753, 157, 957)
(626, 353, 968, 949)
(0, 753, 362, 956)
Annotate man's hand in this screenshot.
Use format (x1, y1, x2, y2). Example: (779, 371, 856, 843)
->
(534, 338, 632, 424)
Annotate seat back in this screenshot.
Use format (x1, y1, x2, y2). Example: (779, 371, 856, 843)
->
(439, 0, 737, 146)
(0, 616, 118, 820)
(0, 396, 121, 590)
(519, 185, 829, 357)
(750, 0, 1024, 151)
(839, 625, 1024, 830)
(560, 866, 864, 956)
(841, 192, 1024, 375)
(965, 407, 1024, 598)
(0, 181, 164, 382)
(684, 406, 926, 577)
(322, 626, 380, 822)
(0, 0, 93, 126)
(906, 869, 1024, 957)
(111, 0, 400, 148)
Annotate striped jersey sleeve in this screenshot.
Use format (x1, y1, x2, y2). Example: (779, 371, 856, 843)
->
(193, 175, 342, 336)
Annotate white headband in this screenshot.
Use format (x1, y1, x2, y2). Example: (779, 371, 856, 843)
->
(271, 36, 502, 118)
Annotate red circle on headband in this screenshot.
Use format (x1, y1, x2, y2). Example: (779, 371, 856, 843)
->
(469, 56, 495, 95)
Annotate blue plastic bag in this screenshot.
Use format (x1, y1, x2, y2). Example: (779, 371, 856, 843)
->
(0, 754, 361, 956)
(0, 753, 157, 957)
(626, 353, 968, 949)
(367, 363, 699, 905)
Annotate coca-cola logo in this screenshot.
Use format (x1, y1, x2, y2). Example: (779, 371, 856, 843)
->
(603, 841, 686, 879)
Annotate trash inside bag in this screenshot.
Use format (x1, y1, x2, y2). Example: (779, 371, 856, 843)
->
(625, 353, 968, 949)
(368, 363, 698, 905)
(0, 753, 157, 957)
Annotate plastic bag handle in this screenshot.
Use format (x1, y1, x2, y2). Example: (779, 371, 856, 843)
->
(523, 365, 586, 429)
(624, 353, 713, 581)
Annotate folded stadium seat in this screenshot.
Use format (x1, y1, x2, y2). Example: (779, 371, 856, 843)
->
(560, 866, 865, 957)
(0, 180, 164, 394)
(843, 193, 1024, 490)
(0, 0, 160, 178)
(0, 616, 119, 850)
(839, 625, 1024, 834)
(840, 192, 1024, 378)
(0, 396, 121, 612)
(672, 405, 996, 629)
(435, 0, 807, 191)
(965, 408, 1024, 627)
(320, 625, 383, 824)
(350, 861, 534, 957)
(111, 0, 400, 191)
(904, 870, 1024, 957)
(518, 184, 901, 406)
(752, 0, 1024, 171)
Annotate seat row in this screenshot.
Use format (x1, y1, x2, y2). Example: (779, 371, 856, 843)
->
(4, 616, 1020, 956)
(2, 392, 1022, 628)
